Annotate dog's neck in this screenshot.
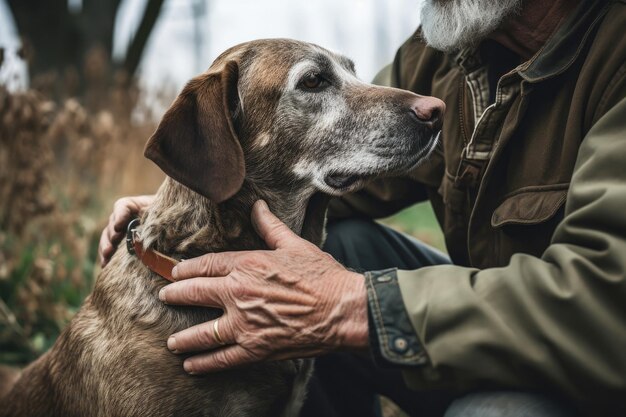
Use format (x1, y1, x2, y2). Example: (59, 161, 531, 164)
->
(140, 178, 329, 259)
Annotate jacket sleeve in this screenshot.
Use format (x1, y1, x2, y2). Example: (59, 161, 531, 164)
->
(393, 96, 626, 407)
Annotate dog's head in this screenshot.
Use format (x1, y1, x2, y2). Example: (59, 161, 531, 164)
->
(145, 39, 444, 203)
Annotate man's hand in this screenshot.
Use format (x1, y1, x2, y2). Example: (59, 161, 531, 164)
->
(98, 195, 155, 267)
(159, 200, 368, 374)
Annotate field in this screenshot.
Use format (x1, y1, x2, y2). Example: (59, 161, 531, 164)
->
(0, 85, 165, 364)
(0, 85, 444, 416)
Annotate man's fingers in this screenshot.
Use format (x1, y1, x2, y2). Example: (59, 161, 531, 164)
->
(251, 200, 300, 250)
(112, 195, 154, 233)
(159, 277, 225, 308)
(183, 344, 259, 374)
(168, 316, 235, 354)
(98, 230, 114, 267)
(172, 252, 241, 280)
(112, 198, 136, 233)
(99, 195, 154, 267)
(107, 218, 123, 245)
(99, 219, 123, 267)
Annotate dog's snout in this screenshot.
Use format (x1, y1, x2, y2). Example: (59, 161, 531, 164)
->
(410, 96, 445, 130)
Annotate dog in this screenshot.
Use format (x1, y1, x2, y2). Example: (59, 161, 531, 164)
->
(0, 39, 444, 417)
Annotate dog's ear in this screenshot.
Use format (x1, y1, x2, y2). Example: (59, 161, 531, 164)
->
(144, 61, 244, 203)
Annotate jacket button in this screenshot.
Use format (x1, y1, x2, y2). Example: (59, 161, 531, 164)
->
(377, 275, 392, 283)
(393, 337, 409, 353)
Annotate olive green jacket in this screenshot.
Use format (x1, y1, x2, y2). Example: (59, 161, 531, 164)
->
(333, 0, 626, 412)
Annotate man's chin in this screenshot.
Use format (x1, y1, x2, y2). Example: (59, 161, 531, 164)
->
(419, 0, 522, 53)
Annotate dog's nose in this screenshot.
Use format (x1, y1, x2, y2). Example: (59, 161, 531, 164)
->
(410, 96, 445, 131)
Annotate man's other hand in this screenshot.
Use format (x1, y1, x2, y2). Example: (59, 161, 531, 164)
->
(99, 195, 155, 267)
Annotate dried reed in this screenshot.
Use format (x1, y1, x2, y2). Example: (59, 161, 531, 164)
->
(0, 70, 167, 364)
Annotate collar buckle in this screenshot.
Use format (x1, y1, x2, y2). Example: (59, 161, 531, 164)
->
(126, 218, 141, 256)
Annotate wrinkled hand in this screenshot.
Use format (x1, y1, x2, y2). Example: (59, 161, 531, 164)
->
(98, 195, 155, 267)
(159, 200, 368, 374)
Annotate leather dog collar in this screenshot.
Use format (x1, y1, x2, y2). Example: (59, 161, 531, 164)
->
(126, 218, 179, 282)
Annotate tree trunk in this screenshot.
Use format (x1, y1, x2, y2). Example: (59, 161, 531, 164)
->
(6, 0, 162, 99)
(123, 0, 166, 77)
(7, 0, 84, 79)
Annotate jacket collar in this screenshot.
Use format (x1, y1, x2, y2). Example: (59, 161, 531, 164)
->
(454, 0, 610, 83)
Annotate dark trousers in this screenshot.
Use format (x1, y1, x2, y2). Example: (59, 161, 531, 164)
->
(299, 218, 575, 417)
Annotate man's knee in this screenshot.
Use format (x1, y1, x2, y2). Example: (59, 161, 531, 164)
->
(323, 218, 384, 271)
(444, 392, 574, 417)
(324, 218, 379, 260)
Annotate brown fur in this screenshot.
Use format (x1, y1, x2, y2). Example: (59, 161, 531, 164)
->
(0, 39, 442, 417)
(0, 365, 20, 401)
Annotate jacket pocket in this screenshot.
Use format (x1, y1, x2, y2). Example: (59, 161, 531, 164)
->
(490, 184, 569, 264)
(491, 184, 569, 228)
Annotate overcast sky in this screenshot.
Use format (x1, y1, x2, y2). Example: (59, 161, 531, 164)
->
(1, 0, 423, 92)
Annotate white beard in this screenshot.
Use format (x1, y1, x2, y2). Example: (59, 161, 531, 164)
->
(420, 0, 523, 52)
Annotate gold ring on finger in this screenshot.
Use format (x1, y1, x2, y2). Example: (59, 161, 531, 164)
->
(213, 318, 226, 345)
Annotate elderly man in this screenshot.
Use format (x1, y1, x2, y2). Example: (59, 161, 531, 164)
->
(100, 0, 626, 415)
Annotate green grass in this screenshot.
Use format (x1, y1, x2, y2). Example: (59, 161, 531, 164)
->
(380, 201, 446, 253)
(0, 224, 100, 366)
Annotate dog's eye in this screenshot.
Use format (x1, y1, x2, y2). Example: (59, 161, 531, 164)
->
(300, 73, 327, 90)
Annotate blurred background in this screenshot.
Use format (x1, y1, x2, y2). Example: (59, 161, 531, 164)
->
(1, 0, 424, 95)
(0, 0, 443, 414)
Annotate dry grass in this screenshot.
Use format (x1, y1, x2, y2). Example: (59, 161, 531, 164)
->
(0, 78, 166, 364)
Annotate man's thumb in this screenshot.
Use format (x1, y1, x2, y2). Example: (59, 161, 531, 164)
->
(251, 200, 298, 249)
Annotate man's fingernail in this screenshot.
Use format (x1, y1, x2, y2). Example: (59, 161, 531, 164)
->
(184, 360, 194, 374)
(171, 266, 179, 279)
(167, 336, 177, 352)
(158, 288, 167, 303)
(258, 199, 268, 211)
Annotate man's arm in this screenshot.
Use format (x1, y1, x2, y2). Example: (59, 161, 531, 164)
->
(370, 96, 626, 408)
(327, 176, 429, 220)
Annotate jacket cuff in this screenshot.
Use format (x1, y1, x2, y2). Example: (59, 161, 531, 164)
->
(365, 268, 428, 367)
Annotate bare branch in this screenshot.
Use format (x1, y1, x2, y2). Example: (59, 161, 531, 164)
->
(123, 0, 166, 78)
